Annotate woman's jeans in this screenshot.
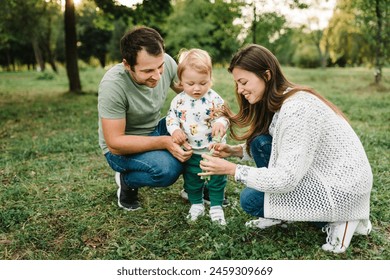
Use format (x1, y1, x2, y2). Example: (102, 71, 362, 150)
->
(104, 118, 183, 188)
(240, 134, 272, 217)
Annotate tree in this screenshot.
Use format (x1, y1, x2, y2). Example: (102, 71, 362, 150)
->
(133, 0, 173, 37)
(164, 0, 242, 64)
(354, 0, 388, 84)
(325, 0, 388, 83)
(65, 0, 82, 92)
(0, 0, 62, 72)
(77, 0, 114, 67)
(324, 0, 368, 67)
(106, 18, 130, 63)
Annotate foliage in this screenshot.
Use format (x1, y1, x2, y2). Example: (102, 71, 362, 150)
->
(77, 0, 114, 68)
(324, 0, 389, 72)
(353, 0, 388, 83)
(132, 0, 173, 37)
(245, 12, 287, 47)
(164, 0, 242, 64)
(0, 0, 388, 76)
(0, 0, 62, 70)
(324, 0, 369, 66)
(0, 66, 389, 260)
(106, 18, 132, 63)
(291, 41, 320, 68)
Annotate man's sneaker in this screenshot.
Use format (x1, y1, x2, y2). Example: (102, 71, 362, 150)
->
(245, 217, 282, 229)
(354, 219, 372, 235)
(210, 206, 226, 226)
(321, 220, 360, 253)
(180, 189, 230, 207)
(186, 204, 205, 222)
(115, 172, 141, 211)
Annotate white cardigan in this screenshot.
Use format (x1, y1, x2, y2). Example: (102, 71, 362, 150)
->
(235, 91, 372, 222)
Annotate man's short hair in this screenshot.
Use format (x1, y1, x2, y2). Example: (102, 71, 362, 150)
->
(120, 26, 165, 71)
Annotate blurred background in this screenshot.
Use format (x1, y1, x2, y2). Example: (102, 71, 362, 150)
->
(0, 0, 388, 91)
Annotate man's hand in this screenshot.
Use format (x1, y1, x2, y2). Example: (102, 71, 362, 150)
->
(165, 136, 192, 162)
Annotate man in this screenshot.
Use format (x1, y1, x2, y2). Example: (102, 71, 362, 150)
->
(98, 26, 192, 211)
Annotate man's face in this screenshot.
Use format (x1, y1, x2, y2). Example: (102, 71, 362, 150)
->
(124, 49, 165, 88)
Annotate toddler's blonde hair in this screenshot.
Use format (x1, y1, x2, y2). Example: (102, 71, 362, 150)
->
(176, 48, 213, 85)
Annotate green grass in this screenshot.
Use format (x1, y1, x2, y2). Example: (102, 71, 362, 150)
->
(0, 65, 389, 260)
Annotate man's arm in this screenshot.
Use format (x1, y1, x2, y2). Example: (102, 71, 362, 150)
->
(102, 118, 192, 162)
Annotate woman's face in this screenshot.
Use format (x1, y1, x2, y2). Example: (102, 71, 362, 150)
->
(231, 67, 267, 104)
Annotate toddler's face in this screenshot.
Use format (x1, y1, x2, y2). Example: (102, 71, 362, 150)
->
(181, 68, 211, 99)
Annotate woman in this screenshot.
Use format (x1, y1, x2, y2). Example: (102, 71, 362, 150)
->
(198, 44, 373, 253)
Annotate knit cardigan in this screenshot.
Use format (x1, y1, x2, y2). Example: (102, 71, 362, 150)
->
(235, 91, 372, 222)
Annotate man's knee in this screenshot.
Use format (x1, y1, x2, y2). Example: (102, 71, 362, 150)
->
(153, 159, 183, 187)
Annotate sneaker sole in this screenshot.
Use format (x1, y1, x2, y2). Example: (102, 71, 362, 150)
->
(245, 218, 282, 229)
(117, 187, 141, 211)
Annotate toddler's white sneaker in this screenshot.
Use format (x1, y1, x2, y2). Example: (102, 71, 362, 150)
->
(187, 204, 205, 222)
(210, 206, 226, 225)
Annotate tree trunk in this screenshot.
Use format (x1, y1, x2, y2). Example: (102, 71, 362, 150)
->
(65, 0, 82, 92)
(44, 16, 58, 73)
(374, 0, 383, 84)
(32, 38, 46, 72)
(252, 2, 257, 44)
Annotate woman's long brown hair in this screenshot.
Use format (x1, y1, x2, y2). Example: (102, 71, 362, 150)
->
(225, 44, 346, 154)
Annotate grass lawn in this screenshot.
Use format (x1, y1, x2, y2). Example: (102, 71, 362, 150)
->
(0, 65, 389, 260)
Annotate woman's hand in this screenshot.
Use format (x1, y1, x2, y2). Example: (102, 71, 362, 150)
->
(198, 154, 237, 176)
(209, 143, 243, 159)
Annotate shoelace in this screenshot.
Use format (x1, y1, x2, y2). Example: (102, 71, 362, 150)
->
(322, 225, 333, 244)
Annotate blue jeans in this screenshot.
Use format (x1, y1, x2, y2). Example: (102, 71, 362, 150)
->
(240, 134, 272, 217)
(104, 118, 183, 188)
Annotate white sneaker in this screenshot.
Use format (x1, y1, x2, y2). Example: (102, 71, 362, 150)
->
(354, 219, 372, 235)
(321, 220, 360, 253)
(245, 218, 282, 229)
(186, 204, 205, 221)
(210, 206, 226, 225)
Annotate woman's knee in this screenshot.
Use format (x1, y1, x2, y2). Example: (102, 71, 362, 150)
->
(250, 134, 272, 155)
(240, 187, 265, 217)
(250, 134, 272, 168)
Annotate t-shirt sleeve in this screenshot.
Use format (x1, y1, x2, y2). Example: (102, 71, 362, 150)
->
(98, 80, 127, 119)
(164, 54, 179, 87)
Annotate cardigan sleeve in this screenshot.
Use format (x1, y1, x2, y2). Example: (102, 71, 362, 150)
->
(235, 93, 327, 193)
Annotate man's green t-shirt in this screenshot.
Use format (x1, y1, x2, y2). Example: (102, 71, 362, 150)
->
(98, 53, 178, 154)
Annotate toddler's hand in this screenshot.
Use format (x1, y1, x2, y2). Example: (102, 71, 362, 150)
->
(171, 129, 187, 146)
(211, 122, 226, 138)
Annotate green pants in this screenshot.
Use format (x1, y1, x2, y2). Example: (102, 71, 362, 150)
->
(183, 154, 227, 206)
